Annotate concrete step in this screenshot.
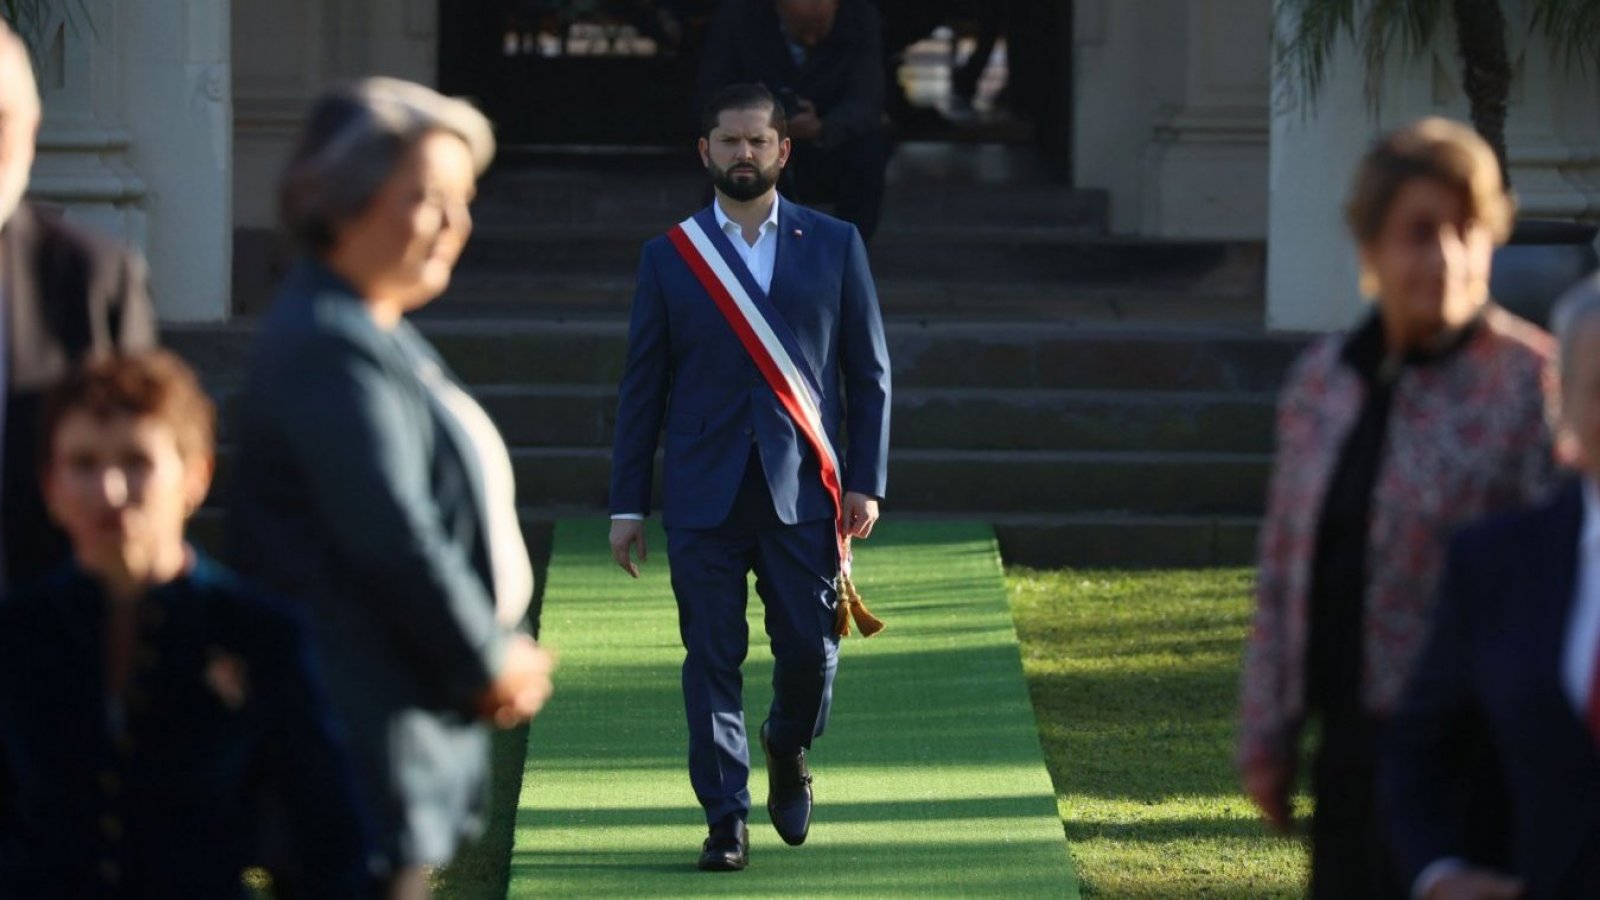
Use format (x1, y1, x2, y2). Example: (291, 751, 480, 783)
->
(193, 505, 1255, 573)
(486, 447, 1270, 517)
(206, 384, 1274, 454)
(475, 147, 1108, 234)
(986, 513, 1259, 569)
(423, 272, 1262, 325)
(206, 447, 1268, 517)
(164, 321, 1307, 395)
(456, 226, 1264, 293)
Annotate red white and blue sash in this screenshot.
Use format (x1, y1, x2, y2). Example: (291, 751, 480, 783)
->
(666, 210, 883, 636)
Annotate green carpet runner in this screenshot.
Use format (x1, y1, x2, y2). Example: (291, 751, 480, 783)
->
(506, 520, 1078, 897)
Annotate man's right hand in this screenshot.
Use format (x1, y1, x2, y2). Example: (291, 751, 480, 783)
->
(610, 519, 647, 578)
(1424, 869, 1524, 900)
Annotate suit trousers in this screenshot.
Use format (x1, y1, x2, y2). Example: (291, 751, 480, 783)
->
(665, 448, 840, 827)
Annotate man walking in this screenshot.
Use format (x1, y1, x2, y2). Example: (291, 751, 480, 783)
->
(609, 82, 891, 872)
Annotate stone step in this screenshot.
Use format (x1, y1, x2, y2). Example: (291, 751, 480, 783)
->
(206, 447, 1268, 518)
(474, 147, 1109, 234)
(164, 321, 1307, 395)
(423, 272, 1262, 325)
(206, 384, 1275, 454)
(190, 506, 1256, 573)
(456, 226, 1264, 292)
(493, 447, 1269, 516)
(986, 513, 1259, 569)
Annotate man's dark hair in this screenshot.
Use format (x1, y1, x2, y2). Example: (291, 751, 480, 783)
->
(701, 83, 788, 140)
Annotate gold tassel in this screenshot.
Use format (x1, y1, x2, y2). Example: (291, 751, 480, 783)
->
(835, 571, 885, 638)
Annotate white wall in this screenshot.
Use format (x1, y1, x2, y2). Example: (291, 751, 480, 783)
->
(25, 0, 231, 322)
(1267, 0, 1600, 332)
(1074, 0, 1270, 239)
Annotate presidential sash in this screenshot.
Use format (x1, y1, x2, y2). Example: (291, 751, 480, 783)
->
(667, 212, 883, 638)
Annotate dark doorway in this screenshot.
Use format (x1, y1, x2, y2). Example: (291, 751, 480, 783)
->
(439, 1, 1069, 170)
(439, 1, 719, 148)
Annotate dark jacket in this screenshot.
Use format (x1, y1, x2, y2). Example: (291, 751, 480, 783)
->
(228, 259, 510, 868)
(1, 203, 156, 585)
(0, 555, 369, 899)
(1383, 481, 1600, 898)
(609, 200, 891, 527)
(696, 0, 885, 148)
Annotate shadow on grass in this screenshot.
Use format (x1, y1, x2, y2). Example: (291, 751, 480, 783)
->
(507, 837, 1072, 897)
(516, 792, 1061, 831)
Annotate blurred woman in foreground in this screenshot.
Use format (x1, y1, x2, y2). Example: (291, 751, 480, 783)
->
(229, 78, 554, 898)
(1237, 117, 1559, 898)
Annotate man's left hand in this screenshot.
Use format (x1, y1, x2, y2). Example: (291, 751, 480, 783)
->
(843, 492, 879, 539)
(789, 98, 822, 142)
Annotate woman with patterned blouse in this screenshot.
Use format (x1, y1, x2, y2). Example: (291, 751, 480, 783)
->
(1237, 117, 1561, 899)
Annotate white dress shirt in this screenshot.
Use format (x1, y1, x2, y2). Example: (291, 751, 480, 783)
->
(712, 193, 781, 294)
(612, 195, 782, 521)
(418, 359, 535, 627)
(1563, 479, 1600, 715)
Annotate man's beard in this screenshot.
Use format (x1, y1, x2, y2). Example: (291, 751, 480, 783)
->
(710, 158, 779, 202)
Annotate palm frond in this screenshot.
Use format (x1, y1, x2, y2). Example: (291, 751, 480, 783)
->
(1531, 0, 1600, 77)
(0, 0, 91, 70)
(1277, 0, 1448, 114)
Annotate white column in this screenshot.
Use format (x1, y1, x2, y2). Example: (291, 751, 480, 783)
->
(1267, 1, 1600, 332)
(1141, 0, 1271, 240)
(1072, 0, 1187, 235)
(24, 1, 147, 246)
(116, 0, 231, 322)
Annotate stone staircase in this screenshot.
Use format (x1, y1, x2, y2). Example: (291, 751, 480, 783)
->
(173, 143, 1304, 569)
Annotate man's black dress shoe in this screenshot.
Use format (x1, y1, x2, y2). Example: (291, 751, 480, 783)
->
(760, 720, 813, 846)
(697, 818, 749, 871)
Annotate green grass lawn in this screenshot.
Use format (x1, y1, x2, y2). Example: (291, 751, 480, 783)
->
(436, 562, 1308, 899)
(1007, 567, 1310, 898)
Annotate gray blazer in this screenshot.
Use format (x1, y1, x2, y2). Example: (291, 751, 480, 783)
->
(1, 203, 156, 585)
(228, 259, 508, 868)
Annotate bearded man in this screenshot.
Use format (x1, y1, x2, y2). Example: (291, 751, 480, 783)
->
(607, 82, 891, 872)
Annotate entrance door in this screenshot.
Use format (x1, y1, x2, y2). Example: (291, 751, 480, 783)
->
(439, 1, 719, 148)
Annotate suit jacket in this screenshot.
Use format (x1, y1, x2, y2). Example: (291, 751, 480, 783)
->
(1383, 480, 1600, 898)
(696, 0, 886, 149)
(0, 554, 369, 899)
(228, 259, 509, 867)
(0, 203, 156, 585)
(610, 200, 890, 529)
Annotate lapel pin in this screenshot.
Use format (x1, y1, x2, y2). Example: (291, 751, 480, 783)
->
(793, 228, 803, 238)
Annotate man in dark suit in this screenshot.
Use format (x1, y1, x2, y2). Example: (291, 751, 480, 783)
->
(1382, 276, 1600, 899)
(609, 83, 891, 872)
(0, 22, 157, 586)
(697, 0, 889, 242)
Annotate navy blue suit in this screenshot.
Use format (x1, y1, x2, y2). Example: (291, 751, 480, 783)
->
(1383, 481, 1600, 898)
(609, 200, 890, 827)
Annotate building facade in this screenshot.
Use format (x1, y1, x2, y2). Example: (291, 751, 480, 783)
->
(20, 0, 1600, 329)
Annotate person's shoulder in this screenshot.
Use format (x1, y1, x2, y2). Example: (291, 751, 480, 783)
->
(1453, 478, 1578, 562)
(189, 556, 311, 646)
(1477, 304, 1556, 365)
(781, 201, 858, 246)
(17, 202, 141, 269)
(1278, 330, 1346, 397)
(0, 565, 90, 655)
